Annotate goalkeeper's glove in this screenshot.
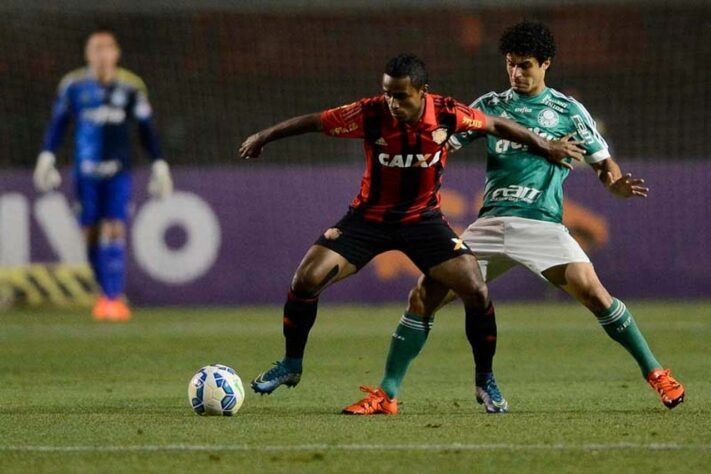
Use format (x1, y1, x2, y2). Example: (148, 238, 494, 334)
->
(148, 159, 173, 199)
(33, 151, 62, 193)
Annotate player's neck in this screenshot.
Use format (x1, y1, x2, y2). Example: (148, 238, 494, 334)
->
(92, 67, 118, 85)
(518, 82, 547, 98)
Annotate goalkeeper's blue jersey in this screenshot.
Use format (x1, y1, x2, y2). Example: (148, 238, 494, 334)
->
(42, 67, 161, 179)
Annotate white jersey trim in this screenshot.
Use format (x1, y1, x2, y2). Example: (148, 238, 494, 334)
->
(586, 148, 611, 164)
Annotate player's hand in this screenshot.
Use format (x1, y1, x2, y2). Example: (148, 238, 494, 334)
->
(148, 159, 174, 199)
(33, 151, 62, 193)
(546, 133, 586, 170)
(606, 172, 649, 198)
(239, 132, 266, 159)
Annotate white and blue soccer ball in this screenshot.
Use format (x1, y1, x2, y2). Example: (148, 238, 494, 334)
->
(188, 364, 245, 416)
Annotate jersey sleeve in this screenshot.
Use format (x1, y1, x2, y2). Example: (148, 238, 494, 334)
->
(133, 79, 162, 160)
(320, 100, 365, 139)
(41, 77, 73, 153)
(448, 96, 488, 151)
(569, 101, 610, 164)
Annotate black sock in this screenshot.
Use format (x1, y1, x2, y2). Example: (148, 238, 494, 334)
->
(465, 302, 497, 379)
(283, 289, 319, 359)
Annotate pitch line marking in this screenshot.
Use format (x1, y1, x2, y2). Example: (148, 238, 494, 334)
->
(0, 443, 709, 453)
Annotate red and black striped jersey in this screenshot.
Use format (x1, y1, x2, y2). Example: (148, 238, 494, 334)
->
(320, 93, 487, 224)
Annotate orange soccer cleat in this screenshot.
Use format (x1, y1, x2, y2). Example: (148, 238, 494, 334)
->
(93, 297, 132, 322)
(342, 386, 398, 416)
(647, 368, 685, 409)
(91, 296, 111, 321)
(104, 299, 132, 322)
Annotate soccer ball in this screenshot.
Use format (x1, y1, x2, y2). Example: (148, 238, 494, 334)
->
(188, 364, 245, 416)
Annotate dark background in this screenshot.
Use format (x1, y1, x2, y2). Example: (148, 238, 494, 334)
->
(0, 2, 708, 168)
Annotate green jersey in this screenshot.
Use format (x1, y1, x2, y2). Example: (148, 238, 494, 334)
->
(450, 87, 610, 223)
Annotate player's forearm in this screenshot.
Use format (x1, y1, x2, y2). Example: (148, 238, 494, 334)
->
(42, 113, 71, 154)
(592, 158, 621, 190)
(258, 113, 323, 144)
(138, 120, 162, 160)
(486, 116, 550, 156)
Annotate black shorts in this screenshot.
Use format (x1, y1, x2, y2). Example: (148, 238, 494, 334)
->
(314, 210, 473, 274)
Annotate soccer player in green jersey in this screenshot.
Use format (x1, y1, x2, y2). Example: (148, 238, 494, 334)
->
(343, 21, 684, 415)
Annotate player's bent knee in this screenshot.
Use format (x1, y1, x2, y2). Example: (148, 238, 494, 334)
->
(407, 285, 427, 316)
(291, 265, 341, 299)
(454, 274, 489, 308)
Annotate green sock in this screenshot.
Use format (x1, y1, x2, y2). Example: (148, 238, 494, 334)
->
(379, 313, 432, 399)
(595, 298, 661, 377)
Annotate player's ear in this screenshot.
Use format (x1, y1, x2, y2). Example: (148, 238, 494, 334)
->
(421, 83, 429, 95)
(541, 59, 551, 71)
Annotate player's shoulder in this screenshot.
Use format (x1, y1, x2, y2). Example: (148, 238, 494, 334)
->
(57, 67, 91, 93)
(545, 88, 590, 115)
(116, 68, 148, 94)
(430, 94, 468, 113)
(357, 95, 387, 108)
(471, 90, 510, 109)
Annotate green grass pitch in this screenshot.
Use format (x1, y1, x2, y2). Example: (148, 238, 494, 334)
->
(0, 301, 709, 473)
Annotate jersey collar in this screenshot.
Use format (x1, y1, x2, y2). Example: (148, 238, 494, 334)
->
(510, 87, 550, 103)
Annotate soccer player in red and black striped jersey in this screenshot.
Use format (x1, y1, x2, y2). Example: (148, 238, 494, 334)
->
(240, 54, 585, 397)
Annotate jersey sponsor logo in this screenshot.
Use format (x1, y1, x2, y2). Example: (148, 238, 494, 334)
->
(79, 159, 122, 178)
(328, 122, 359, 136)
(432, 127, 448, 145)
(375, 137, 388, 146)
(542, 96, 569, 113)
(82, 105, 126, 125)
(514, 106, 532, 113)
(491, 185, 543, 203)
(494, 128, 556, 153)
(537, 108, 560, 127)
(377, 150, 442, 168)
(571, 115, 594, 144)
(462, 116, 483, 129)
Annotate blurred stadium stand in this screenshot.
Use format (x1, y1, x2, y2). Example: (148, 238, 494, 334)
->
(0, 0, 708, 167)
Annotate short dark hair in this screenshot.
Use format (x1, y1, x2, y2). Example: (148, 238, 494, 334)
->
(499, 21, 556, 65)
(84, 27, 119, 47)
(385, 54, 429, 89)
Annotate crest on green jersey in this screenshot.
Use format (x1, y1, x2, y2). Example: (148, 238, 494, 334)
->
(537, 108, 559, 127)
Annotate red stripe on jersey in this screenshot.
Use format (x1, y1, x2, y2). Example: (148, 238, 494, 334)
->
(323, 94, 485, 224)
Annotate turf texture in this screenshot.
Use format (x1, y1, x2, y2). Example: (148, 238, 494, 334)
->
(0, 301, 709, 473)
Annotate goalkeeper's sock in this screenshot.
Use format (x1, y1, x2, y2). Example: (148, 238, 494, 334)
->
(465, 302, 497, 376)
(283, 290, 318, 359)
(87, 243, 106, 294)
(595, 298, 661, 377)
(99, 238, 126, 300)
(379, 313, 432, 399)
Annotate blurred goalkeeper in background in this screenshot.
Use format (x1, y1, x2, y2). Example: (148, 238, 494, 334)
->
(33, 28, 173, 321)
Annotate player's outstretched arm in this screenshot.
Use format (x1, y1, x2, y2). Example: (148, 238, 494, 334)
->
(484, 115, 586, 169)
(239, 113, 323, 159)
(34, 83, 73, 193)
(591, 158, 649, 198)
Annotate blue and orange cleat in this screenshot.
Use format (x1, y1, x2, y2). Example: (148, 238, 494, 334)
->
(342, 386, 398, 415)
(475, 372, 509, 414)
(647, 368, 685, 409)
(251, 361, 301, 394)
